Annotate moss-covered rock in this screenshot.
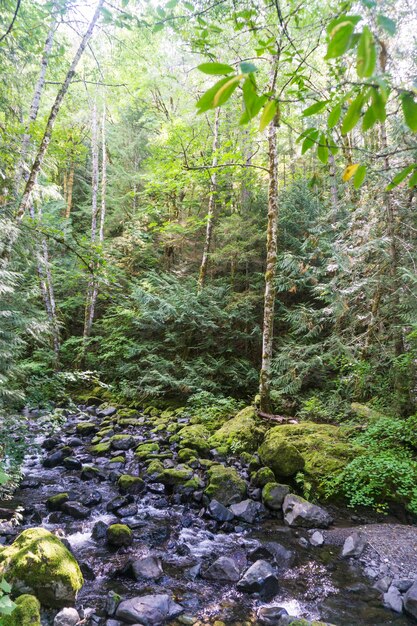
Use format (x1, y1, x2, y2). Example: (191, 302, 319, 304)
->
(118, 474, 145, 494)
(75, 422, 97, 436)
(160, 466, 194, 486)
(109, 455, 125, 464)
(350, 403, 386, 421)
(178, 448, 197, 463)
(250, 467, 276, 488)
(80, 465, 101, 480)
(135, 442, 159, 460)
(145, 459, 164, 479)
(106, 524, 132, 547)
(209, 406, 266, 453)
(258, 436, 305, 478)
(0, 528, 83, 607)
(205, 465, 247, 506)
(110, 434, 135, 450)
(259, 422, 357, 496)
(262, 482, 290, 510)
(89, 441, 111, 455)
(175, 424, 211, 455)
(117, 408, 139, 419)
(2, 594, 41, 626)
(46, 493, 69, 511)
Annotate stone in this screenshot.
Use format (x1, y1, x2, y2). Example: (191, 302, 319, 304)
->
(116, 504, 138, 518)
(107, 495, 133, 512)
(20, 477, 41, 489)
(68, 437, 83, 448)
(203, 556, 241, 582)
(135, 442, 160, 460)
(2, 594, 41, 626)
(0, 528, 83, 608)
(404, 581, 417, 619)
(175, 424, 211, 456)
(97, 406, 117, 417)
(131, 556, 163, 580)
(118, 474, 145, 495)
(251, 467, 276, 488)
(208, 499, 234, 523)
(63, 457, 82, 471)
(393, 578, 414, 593)
(76, 422, 97, 436)
(47, 493, 69, 511)
(92, 521, 108, 541)
(110, 435, 136, 451)
(205, 465, 247, 506)
(248, 542, 293, 567)
(106, 524, 133, 547)
(229, 499, 261, 524)
(237, 560, 279, 597)
(42, 436, 60, 450)
(80, 465, 102, 481)
(309, 531, 324, 547)
(43, 450, 67, 468)
(61, 502, 90, 519)
(81, 490, 102, 507)
(257, 606, 288, 625)
(209, 406, 266, 453)
(258, 437, 305, 478)
(384, 585, 403, 613)
(283, 494, 333, 528)
(374, 576, 393, 593)
(341, 532, 367, 558)
(115, 593, 183, 625)
(262, 483, 290, 511)
(53, 607, 80, 626)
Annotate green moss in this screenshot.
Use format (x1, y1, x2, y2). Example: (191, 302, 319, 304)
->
(160, 466, 193, 486)
(118, 418, 139, 427)
(209, 406, 266, 453)
(0, 528, 83, 608)
(251, 467, 276, 487)
(146, 459, 164, 478)
(109, 455, 125, 464)
(258, 437, 305, 478)
(75, 422, 97, 435)
(261, 482, 290, 510)
(182, 477, 202, 490)
(118, 474, 145, 494)
(160, 409, 175, 419)
(46, 493, 69, 511)
(89, 441, 111, 455)
(178, 448, 197, 462)
(80, 465, 100, 479)
(200, 459, 216, 469)
(117, 408, 139, 418)
(205, 464, 247, 506)
(135, 442, 160, 460)
(176, 424, 211, 455)
(106, 524, 132, 547)
(95, 427, 114, 438)
(259, 422, 357, 496)
(350, 403, 386, 421)
(2, 594, 41, 626)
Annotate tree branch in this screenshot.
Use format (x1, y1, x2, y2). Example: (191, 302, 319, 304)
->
(0, 0, 21, 44)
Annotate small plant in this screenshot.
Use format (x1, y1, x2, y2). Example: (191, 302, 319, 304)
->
(0, 578, 16, 619)
(229, 439, 245, 454)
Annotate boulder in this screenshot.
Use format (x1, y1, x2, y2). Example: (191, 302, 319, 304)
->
(341, 532, 367, 558)
(75, 422, 97, 436)
(384, 585, 403, 613)
(258, 436, 305, 478)
(404, 581, 417, 619)
(110, 435, 136, 451)
(106, 524, 132, 547)
(251, 467, 276, 488)
(257, 605, 288, 625)
(203, 556, 241, 582)
(131, 556, 163, 580)
(2, 594, 41, 626)
(61, 502, 90, 520)
(118, 475, 145, 495)
(209, 406, 266, 453)
(175, 424, 211, 456)
(0, 528, 83, 607)
(229, 499, 261, 524)
(53, 607, 80, 626)
(47, 493, 69, 511)
(262, 483, 290, 511)
(283, 494, 332, 528)
(208, 499, 234, 523)
(237, 560, 279, 597)
(248, 542, 293, 568)
(115, 593, 183, 625)
(205, 465, 247, 506)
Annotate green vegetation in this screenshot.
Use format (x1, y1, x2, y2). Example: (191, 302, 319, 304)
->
(2, 594, 41, 626)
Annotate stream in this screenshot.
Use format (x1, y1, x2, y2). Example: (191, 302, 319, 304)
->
(0, 404, 415, 626)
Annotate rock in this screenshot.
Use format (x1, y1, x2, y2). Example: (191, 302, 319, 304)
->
(106, 621, 122, 626)
(203, 556, 241, 582)
(42, 436, 60, 450)
(205, 465, 247, 506)
(68, 437, 83, 448)
(229, 499, 261, 524)
(80, 465, 102, 481)
(262, 483, 290, 511)
(341, 532, 367, 558)
(257, 605, 288, 625)
(209, 406, 266, 453)
(159, 466, 194, 486)
(76, 422, 97, 436)
(384, 585, 403, 613)
(116, 504, 138, 518)
(309, 531, 324, 547)
(43, 450, 67, 468)
(131, 556, 163, 580)
(61, 502, 90, 519)
(374, 576, 392, 593)
(63, 457, 82, 471)
(92, 521, 108, 541)
(175, 424, 211, 456)
(248, 542, 293, 567)
(110, 435, 136, 451)
(283, 494, 333, 528)
(208, 499, 234, 523)
(20, 477, 41, 489)
(81, 490, 102, 507)
(106, 524, 133, 547)
(107, 495, 133, 512)
(2, 594, 41, 626)
(115, 593, 183, 625)
(404, 581, 417, 619)
(0, 528, 83, 607)
(250, 467, 276, 488)
(258, 436, 305, 478)
(47, 492, 69, 511)
(237, 560, 279, 597)
(97, 406, 117, 417)
(135, 442, 160, 460)
(118, 474, 145, 495)
(393, 578, 414, 593)
(53, 607, 80, 626)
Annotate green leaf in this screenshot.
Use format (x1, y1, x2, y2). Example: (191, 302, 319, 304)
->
(326, 16, 362, 59)
(401, 93, 417, 132)
(0, 579, 11, 594)
(197, 62, 234, 76)
(166, 0, 178, 7)
(408, 169, 417, 188)
(357, 26, 376, 78)
(213, 75, 241, 107)
(341, 94, 363, 134)
(371, 88, 386, 122)
(386, 165, 414, 191)
(302, 129, 319, 154)
(183, 1, 194, 9)
(353, 164, 366, 188)
(240, 61, 257, 74)
(362, 105, 377, 131)
(241, 78, 265, 122)
(196, 77, 231, 112)
(377, 14, 396, 36)
(0, 595, 16, 615)
(328, 103, 342, 128)
(259, 100, 277, 131)
(317, 133, 329, 164)
(302, 101, 328, 117)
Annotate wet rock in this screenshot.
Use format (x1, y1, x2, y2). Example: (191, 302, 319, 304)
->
(53, 607, 80, 626)
(262, 483, 290, 511)
(61, 502, 90, 519)
(257, 605, 288, 625)
(81, 490, 102, 507)
(237, 559, 279, 597)
(20, 477, 41, 489)
(208, 499, 234, 522)
(115, 593, 183, 625)
(203, 556, 241, 582)
(248, 541, 293, 567)
(68, 437, 83, 448)
(404, 581, 417, 619)
(80, 465, 103, 481)
(76, 422, 97, 436)
(310, 530, 324, 547)
(106, 621, 122, 626)
(229, 499, 261, 524)
(283, 494, 333, 528)
(205, 465, 247, 506)
(97, 406, 117, 418)
(341, 532, 367, 558)
(148, 482, 165, 494)
(106, 524, 133, 547)
(92, 520, 108, 541)
(384, 585, 403, 613)
(47, 493, 69, 511)
(110, 435, 136, 451)
(118, 474, 145, 495)
(43, 450, 67, 468)
(63, 457, 82, 471)
(42, 436, 60, 451)
(131, 556, 163, 580)
(116, 504, 138, 518)
(107, 495, 133, 513)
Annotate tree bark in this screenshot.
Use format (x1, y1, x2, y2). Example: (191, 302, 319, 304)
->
(16, 0, 104, 220)
(65, 162, 75, 218)
(328, 151, 339, 214)
(198, 108, 220, 291)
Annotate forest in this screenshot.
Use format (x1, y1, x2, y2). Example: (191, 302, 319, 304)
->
(0, 0, 417, 624)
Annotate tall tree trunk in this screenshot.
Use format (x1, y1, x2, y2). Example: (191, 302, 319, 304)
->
(328, 151, 339, 213)
(16, 0, 104, 220)
(198, 108, 220, 291)
(65, 161, 75, 218)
